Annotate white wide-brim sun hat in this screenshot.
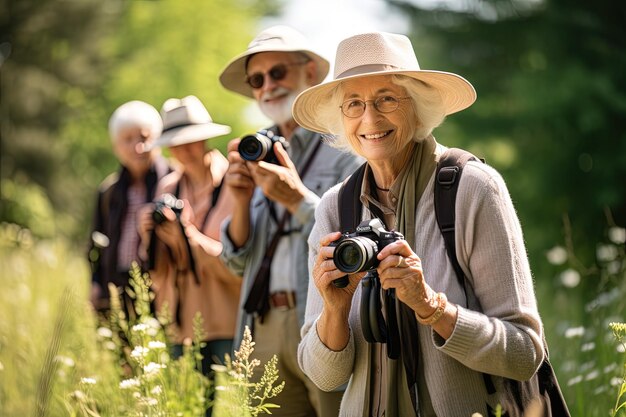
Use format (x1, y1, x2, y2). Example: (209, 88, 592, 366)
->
(292, 32, 477, 134)
(146, 95, 231, 150)
(219, 25, 330, 99)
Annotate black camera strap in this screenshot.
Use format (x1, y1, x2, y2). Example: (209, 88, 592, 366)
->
(337, 163, 401, 360)
(243, 137, 323, 322)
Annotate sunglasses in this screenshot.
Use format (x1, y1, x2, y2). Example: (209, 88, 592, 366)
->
(245, 62, 307, 89)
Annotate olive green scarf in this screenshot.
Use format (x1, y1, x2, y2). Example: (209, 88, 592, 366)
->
(385, 134, 439, 417)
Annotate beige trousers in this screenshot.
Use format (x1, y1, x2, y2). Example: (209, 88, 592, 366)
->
(253, 308, 343, 417)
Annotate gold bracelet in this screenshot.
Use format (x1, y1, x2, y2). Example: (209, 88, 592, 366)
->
(415, 292, 447, 326)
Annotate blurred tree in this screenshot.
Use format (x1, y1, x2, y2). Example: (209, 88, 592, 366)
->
(1, 0, 116, 237)
(388, 0, 626, 281)
(1, 0, 277, 240)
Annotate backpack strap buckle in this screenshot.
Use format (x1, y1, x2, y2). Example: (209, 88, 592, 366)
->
(437, 166, 460, 186)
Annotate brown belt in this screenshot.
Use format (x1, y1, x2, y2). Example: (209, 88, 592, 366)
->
(269, 291, 296, 310)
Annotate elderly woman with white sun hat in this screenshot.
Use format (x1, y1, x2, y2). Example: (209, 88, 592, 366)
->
(294, 32, 545, 417)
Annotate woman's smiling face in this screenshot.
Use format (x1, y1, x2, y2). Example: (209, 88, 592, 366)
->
(341, 75, 418, 162)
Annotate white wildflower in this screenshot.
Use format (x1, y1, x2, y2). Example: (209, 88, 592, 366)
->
(72, 390, 86, 400)
(119, 378, 141, 389)
(581, 342, 595, 352)
(54, 355, 75, 367)
(144, 362, 166, 375)
(560, 268, 580, 288)
(585, 369, 599, 380)
(546, 246, 567, 265)
(567, 375, 583, 386)
(151, 385, 163, 395)
(104, 341, 116, 351)
(146, 318, 161, 336)
(604, 363, 617, 374)
(133, 391, 141, 398)
(131, 346, 150, 359)
(132, 323, 148, 333)
(97, 327, 113, 338)
(140, 397, 158, 406)
(593, 385, 607, 395)
(564, 326, 585, 338)
(148, 341, 166, 350)
(80, 377, 97, 385)
(611, 377, 624, 386)
(597, 244, 618, 262)
(607, 260, 623, 275)
(617, 344, 625, 353)
(608, 227, 626, 244)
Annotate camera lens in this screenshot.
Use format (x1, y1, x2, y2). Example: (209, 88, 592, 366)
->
(239, 134, 270, 162)
(333, 237, 378, 273)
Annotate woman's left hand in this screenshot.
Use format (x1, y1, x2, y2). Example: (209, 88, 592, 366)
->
(376, 239, 438, 317)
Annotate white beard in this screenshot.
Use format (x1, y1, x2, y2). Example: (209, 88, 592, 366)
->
(258, 86, 298, 125)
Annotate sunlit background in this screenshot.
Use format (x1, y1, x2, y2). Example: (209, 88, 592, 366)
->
(1, 0, 625, 415)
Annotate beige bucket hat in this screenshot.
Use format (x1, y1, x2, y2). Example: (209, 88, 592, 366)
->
(219, 25, 330, 98)
(292, 32, 477, 134)
(147, 95, 231, 150)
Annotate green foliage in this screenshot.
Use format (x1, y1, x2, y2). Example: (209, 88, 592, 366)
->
(388, 0, 626, 281)
(212, 327, 285, 417)
(0, 230, 285, 416)
(537, 224, 626, 416)
(0, 223, 93, 416)
(1, 0, 276, 240)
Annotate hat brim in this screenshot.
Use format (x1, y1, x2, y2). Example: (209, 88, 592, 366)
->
(219, 48, 330, 99)
(292, 70, 477, 135)
(147, 123, 232, 150)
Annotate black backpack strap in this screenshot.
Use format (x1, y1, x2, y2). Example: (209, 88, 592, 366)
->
(338, 162, 367, 232)
(434, 148, 482, 291)
(435, 148, 496, 397)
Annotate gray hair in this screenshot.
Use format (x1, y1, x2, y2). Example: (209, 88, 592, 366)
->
(316, 75, 446, 152)
(108, 100, 163, 142)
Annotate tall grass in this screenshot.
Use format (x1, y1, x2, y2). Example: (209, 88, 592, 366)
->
(539, 223, 626, 416)
(0, 223, 283, 416)
(1, 219, 625, 416)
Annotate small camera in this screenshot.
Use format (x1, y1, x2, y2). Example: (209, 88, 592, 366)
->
(238, 129, 288, 164)
(331, 219, 404, 287)
(152, 193, 184, 225)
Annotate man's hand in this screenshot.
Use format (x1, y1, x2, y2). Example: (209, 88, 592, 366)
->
(248, 142, 308, 214)
(224, 138, 255, 205)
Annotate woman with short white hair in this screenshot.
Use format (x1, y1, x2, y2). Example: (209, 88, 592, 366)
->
(88, 100, 171, 315)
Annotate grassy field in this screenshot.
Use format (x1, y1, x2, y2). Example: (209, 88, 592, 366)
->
(0, 221, 624, 416)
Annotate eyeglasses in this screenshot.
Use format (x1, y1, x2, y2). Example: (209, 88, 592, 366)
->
(339, 95, 411, 118)
(245, 62, 307, 89)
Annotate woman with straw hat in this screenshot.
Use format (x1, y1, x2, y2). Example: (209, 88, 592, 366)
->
(295, 32, 545, 416)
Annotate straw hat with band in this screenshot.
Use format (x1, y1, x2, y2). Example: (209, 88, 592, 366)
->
(292, 32, 477, 134)
(219, 25, 330, 99)
(147, 95, 231, 150)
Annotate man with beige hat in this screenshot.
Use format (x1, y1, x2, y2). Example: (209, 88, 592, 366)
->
(218, 25, 362, 417)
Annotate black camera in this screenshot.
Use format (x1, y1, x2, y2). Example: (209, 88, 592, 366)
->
(331, 219, 404, 288)
(152, 193, 184, 225)
(238, 129, 289, 164)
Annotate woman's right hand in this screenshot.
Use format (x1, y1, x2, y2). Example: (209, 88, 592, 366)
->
(314, 232, 364, 351)
(313, 232, 363, 314)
